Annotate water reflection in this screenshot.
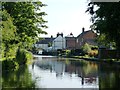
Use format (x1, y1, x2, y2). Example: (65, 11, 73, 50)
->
(2, 65, 36, 89)
(2, 55, 120, 89)
(32, 57, 99, 88)
(98, 63, 120, 89)
(31, 56, 120, 89)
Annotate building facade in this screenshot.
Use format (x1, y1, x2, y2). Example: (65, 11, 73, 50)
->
(52, 33, 66, 50)
(65, 33, 76, 50)
(76, 28, 97, 49)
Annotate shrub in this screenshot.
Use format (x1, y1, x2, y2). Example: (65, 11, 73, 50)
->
(66, 50, 71, 57)
(88, 50, 98, 57)
(2, 59, 19, 71)
(81, 43, 91, 54)
(15, 48, 33, 65)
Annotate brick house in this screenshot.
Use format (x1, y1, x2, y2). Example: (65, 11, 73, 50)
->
(76, 28, 97, 49)
(65, 33, 76, 50)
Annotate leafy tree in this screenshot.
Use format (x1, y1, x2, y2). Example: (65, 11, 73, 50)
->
(86, 2, 120, 50)
(3, 1, 47, 50)
(1, 9, 17, 58)
(1, 1, 48, 59)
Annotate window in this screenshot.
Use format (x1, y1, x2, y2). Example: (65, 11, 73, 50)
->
(76, 39, 78, 43)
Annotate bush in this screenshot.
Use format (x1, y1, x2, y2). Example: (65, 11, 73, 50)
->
(81, 43, 91, 54)
(88, 50, 98, 57)
(66, 50, 71, 57)
(2, 59, 19, 71)
(15, 48, 33, 65)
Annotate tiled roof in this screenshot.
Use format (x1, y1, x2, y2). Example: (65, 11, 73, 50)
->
(36, 38, 55, 44)
(84, 39, 97, 45)
(77, 30, 93, 38)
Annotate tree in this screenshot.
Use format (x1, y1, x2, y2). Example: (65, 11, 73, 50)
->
(86, 2, 120, 50)
(3, 1, 47, 49)
(1, 1, 48, 59)
(1, 9, 17, 58)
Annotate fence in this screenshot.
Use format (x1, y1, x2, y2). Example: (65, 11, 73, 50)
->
(98, 49, 120, 59)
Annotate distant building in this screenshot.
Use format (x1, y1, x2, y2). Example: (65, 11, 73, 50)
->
(76, 28, 97, 49)
(34, 37, 54, 52)
(52, 33, 66, 50)
(34, 28, 97, 52)
(65, 33, 76, 50)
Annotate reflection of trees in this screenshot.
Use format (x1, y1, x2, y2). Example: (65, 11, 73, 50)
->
(65, 60, 98, 85)
(2, 65, 36, 89)
(98, 63, 120, 89)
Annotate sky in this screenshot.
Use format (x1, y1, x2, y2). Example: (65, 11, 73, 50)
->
(40, 0, 92, 37)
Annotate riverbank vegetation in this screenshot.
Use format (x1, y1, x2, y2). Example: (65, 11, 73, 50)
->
(54, 43, 98, 59)
(86, 2, 120, 60)
(1, 1, 47, 71)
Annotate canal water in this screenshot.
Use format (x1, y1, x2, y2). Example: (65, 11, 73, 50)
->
(2, 55, 120, 89)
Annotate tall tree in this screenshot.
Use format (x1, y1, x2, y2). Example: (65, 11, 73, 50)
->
(1, 1, 47, 59)
(3, 1, 47, 49)
(86, 2, 120, 50)
(1, 9, 17, 58)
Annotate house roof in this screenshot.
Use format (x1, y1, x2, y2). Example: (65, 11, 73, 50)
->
(84, 39, 97, 46)
(36, 38, 55, 44)
(77, 30, 95, 38)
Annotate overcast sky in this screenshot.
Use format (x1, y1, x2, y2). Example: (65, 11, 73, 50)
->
(40, 0, 92, 37)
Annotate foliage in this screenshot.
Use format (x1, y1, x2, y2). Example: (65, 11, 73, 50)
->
(2, 59, 19, 71)
(3, 2, 47, 49)
(1, 1, 47, 68)
(15, 48, 33, 65)
(81, 43, 91, 54)
(1, 9, 17, 58)
(86, 2, 120, 50)
(65, 50, 71, 57)
(88, 50, 98, 57)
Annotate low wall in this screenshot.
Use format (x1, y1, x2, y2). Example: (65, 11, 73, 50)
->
(98, 49, 120, 59)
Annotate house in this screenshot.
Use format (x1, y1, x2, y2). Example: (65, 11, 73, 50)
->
(52, 33, 66, 50)
(76, 28, 97, 49)
(65, 33, 76, 50)
(34, 28, 97, 53)
(34, 37, 54, 52)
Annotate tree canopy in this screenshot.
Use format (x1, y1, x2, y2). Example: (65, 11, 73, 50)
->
(87, 2, 120, 50)
(1, 1, 47, 58)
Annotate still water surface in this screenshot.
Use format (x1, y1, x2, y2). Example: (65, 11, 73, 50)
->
(2, 55, 120, 89)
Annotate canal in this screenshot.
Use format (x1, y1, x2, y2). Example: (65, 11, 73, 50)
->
(2, 55, 120, 89)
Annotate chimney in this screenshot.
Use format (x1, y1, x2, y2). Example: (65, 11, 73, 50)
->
(70, 32, 73, 35)
(51, 35, 53, 38)
(61, 33, 63, 37)
(82, 27, 85, 33)
(57, 32, 59, 37)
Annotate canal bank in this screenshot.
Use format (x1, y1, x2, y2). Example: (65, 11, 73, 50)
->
(59, 55, 120, 66)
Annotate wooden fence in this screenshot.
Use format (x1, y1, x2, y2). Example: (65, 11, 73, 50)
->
(98, 49, 120, 59)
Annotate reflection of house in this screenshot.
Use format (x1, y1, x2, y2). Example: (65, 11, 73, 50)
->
(76, 28, 97, 49)
(34, 37, 54, 51)
(52, 33, 66, 50)
(35, 58, 65, 77)
(65, 33, 76, 50)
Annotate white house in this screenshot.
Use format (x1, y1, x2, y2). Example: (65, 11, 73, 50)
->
(34, 38, 54, 52)
(52, 33, 66, 50)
